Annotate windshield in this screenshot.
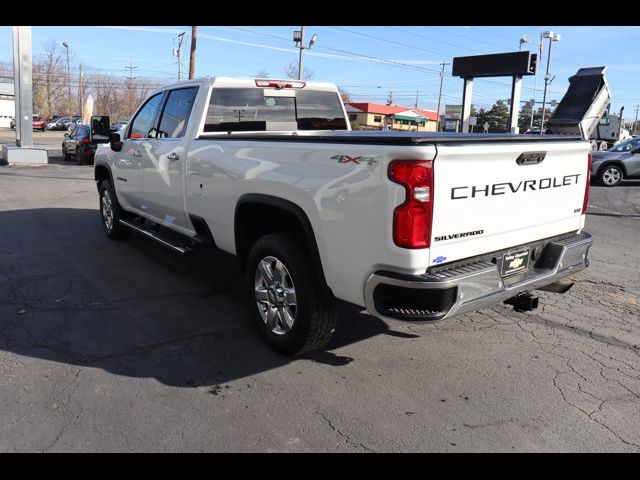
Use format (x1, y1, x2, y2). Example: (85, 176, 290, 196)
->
(609, 137, 640, 152)
(204, 88, 347, 132)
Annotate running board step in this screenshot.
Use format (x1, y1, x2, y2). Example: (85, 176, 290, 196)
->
(119, 219, 193, 255)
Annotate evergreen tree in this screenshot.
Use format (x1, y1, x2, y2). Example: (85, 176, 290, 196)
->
(485, 100, 510, 132)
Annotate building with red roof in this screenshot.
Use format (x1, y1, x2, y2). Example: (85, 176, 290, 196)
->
(345, 102, 438, 131)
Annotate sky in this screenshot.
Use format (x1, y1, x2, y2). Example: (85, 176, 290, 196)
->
(1, 25, 639, 116)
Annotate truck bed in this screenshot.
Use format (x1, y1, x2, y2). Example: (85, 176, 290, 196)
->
(198, 131, 583, 144)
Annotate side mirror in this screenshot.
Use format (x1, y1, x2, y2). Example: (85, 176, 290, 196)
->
(109, 132, 123, 152)
(631, 146, 640, 154)
(91, 115, 111, 144)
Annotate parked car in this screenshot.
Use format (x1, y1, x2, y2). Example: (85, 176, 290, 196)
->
(591, 136, 640, 186)
(9, 115, 46, 131)
(32, 115, 46, 131)
(47, 117, 70, 130)
(64, 116, 82, 130)
(62, 124, 99, 165)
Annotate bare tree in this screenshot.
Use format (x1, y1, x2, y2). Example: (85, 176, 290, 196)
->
(32, 41, 67, 119)
(284, 61, 313, 80)
(255, 70, 270, 78)
(337, 86, 352, 104)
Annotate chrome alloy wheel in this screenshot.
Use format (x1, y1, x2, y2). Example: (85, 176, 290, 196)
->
(602, 167, 622, 186)
(254, 256, 297, 335)
(101, 189, 114, 232)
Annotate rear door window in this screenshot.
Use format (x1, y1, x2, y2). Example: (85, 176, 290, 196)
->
(156, 87, 198, 138)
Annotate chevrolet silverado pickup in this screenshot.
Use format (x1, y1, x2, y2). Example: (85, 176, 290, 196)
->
(92, 77, 593, 355)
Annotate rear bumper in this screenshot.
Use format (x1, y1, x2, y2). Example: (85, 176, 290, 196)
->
(364, 231, 592, 322)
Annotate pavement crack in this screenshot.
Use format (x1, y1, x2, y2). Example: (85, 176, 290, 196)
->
(316, 411, 376, 453)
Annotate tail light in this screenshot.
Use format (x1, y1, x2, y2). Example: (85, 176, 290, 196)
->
(389, 160, 434, 249)
(582, 152, 591, 214)
(82, 137, 90, 144)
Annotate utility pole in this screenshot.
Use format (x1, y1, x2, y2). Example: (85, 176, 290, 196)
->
(173, 32, 185, 81)
(436, 61, 451, 132)
(189, 26, 197, 80)
(78, 64, 83, 119)
(62, 42, 70, 119)
(386, 91, 394, 106)
(125, 59, 138, 117)
(634, 104, 639, 135)
(415, 90, 419, 109)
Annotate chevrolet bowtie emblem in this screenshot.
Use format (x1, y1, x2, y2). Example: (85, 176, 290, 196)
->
(509, 258, 524, 269)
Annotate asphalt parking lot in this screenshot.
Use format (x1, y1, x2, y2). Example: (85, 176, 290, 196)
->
(1, 128, 639, 452)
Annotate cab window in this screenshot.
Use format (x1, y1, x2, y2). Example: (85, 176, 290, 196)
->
(129, 93, 164, 139)
(156, 87, 198, 138)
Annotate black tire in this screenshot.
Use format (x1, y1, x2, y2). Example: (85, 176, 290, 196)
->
(98, 179, 132, 240)
(245, 232, 337, 356)
(76, 146, 85, 165)
(598, 164, 623, 187)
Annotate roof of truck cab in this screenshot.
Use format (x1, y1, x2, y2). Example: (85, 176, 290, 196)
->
(153, 77, 338, 92)
(208, 77, 339, 92)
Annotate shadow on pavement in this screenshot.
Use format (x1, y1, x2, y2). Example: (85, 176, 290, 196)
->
(0, 207, 416, 387)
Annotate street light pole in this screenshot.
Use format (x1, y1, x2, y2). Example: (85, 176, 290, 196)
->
(540, 31, 560, 134)
(62, 41, 70, 120)
(297, 26, 305, 81)
(293, 27, 317, 80)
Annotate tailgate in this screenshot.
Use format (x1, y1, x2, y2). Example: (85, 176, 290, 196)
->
(429, 140, 590, 266)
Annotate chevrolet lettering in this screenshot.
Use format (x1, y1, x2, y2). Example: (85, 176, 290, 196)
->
(451, 174, 582, 200)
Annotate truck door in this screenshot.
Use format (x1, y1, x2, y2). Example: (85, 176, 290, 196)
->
(115, 92, 164, 211)
(140, 86, 198, 230)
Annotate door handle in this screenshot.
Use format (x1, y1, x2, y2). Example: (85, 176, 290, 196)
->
(167, 152, 180, 161)
(132, 151, 142, 158)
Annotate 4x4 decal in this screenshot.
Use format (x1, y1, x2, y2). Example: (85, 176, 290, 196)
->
(331, 155, 377, 166)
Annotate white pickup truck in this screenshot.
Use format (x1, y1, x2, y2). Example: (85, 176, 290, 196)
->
(92, 77, 593, 355)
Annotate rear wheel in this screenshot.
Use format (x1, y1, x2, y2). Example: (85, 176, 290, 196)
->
(99, 179, 131, 240)
(246, 233, 337, 356)
(599, 164, 623, 187)
(76, 146, 86, 165)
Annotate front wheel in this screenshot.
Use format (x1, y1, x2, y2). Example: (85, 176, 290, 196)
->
(246, 233, 337, 356)
(99, 179, 132, 240)
(599, 165, 623, 187)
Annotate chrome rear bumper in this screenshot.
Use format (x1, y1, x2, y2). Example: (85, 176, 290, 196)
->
(364, 232, 592, 322)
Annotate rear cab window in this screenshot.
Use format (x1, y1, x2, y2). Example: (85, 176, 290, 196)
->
(204, 87, 347, 132)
